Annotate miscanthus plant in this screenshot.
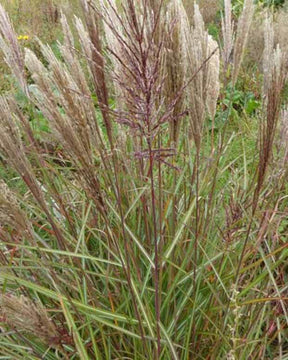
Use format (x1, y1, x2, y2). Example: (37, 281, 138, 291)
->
(0, 0, 287, 359)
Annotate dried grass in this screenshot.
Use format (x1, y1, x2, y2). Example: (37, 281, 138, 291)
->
(0, 180, 28, 234)
(221, 0, 234, 74)
(0, 4, 27, 95)
(183, 0, 220, 24)
(247, 6, 288, 67)
(257, 14, 288, 196)
(221, 0, 255, 85)
(164, 0, 189, 144)
(186, 4, 220, 148)
(0, 294, 59, 347)
(0, 96, 67, 250)
(279, 107, 288, 166)
(232, 0, 255, 85)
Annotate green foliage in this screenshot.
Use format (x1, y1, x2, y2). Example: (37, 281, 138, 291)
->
(257, 0, 286, 7)
(223, 84, 260, 117)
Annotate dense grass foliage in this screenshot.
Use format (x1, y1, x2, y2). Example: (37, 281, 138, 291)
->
(0, 1, 287, 359)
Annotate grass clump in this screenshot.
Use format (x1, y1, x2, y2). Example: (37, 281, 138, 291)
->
(0, 0, 287, 359)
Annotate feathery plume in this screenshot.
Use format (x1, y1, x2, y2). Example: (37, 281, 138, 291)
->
(257, 15, 288, 194)
(206, 35, 220, 121)
(0, 96, 32, 180)
(232, 0, 255, 85)
(186, 3, 219, 148)
(98, 0, 166, 138)
(0, 294, 59, 347)
(100, 0, 127, 110)
(164, 0, 189, 144)
(24, 46, 106, 213)
(221, 0, 234, 74)
(80, 0, 113, 144)
(0, 4, 28, 95)
(279, 106, 288, 166)
(263, 13, 275, 96)
(0, 96, 66, 249)
(0, 181, 29, 234)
